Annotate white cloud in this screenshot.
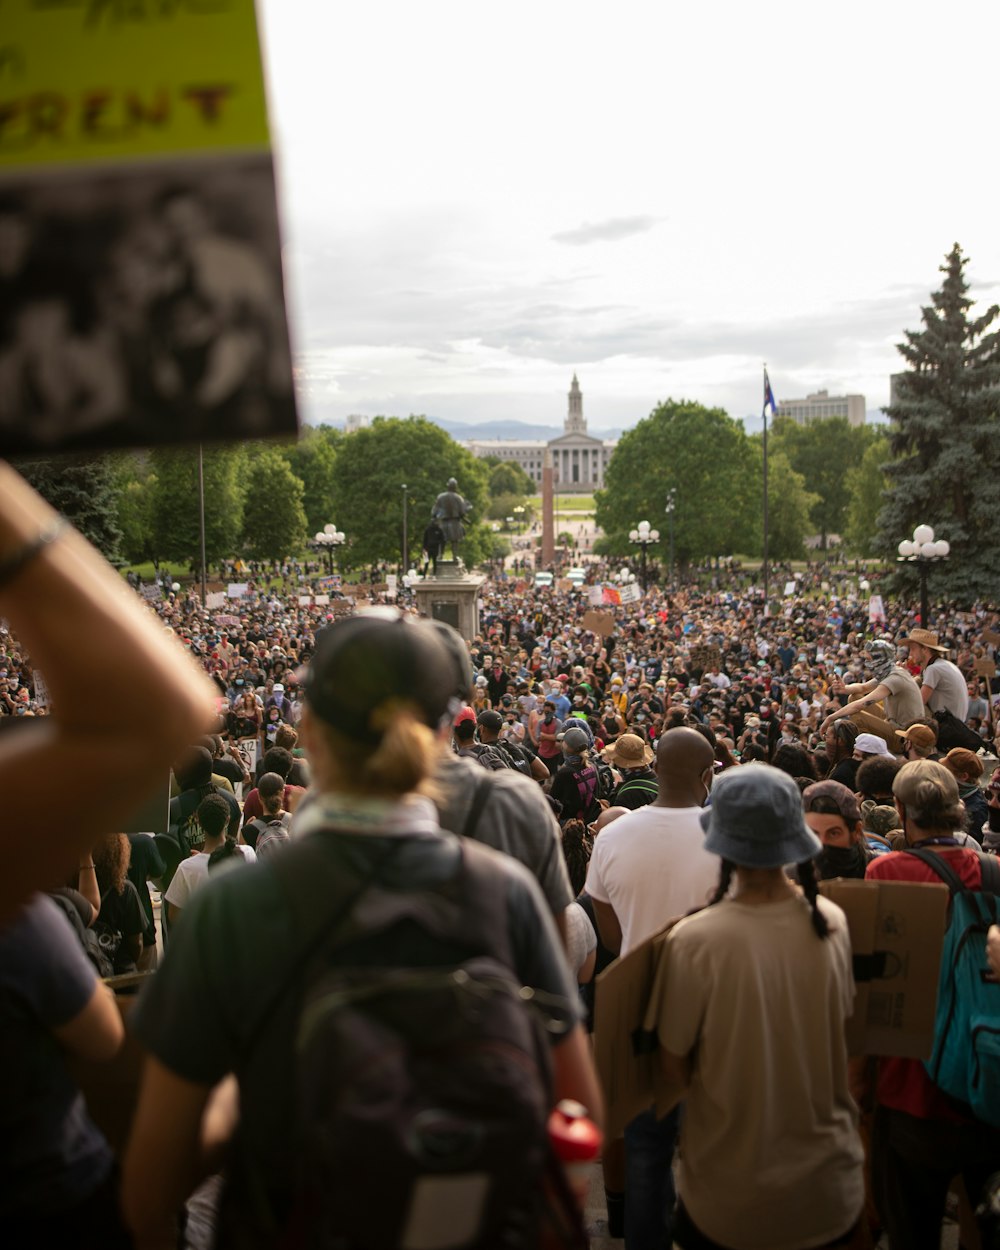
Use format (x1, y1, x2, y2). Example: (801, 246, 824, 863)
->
(258, 0, 1000, 432)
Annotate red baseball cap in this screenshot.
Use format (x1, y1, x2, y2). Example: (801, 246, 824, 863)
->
(454, 705, 477, 727)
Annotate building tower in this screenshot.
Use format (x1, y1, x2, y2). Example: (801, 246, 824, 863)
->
(565, 374, 586, 434)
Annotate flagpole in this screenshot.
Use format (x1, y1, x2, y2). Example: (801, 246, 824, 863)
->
(762, 364, 769, 611)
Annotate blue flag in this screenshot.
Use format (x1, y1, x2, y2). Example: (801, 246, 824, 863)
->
(763, 368, 778, 420)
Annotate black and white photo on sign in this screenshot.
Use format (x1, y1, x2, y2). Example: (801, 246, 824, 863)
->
(0, 153, 297, 455)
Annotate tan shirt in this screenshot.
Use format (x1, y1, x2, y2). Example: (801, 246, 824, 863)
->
(651, 894, 864, 1250)
(881, 667, 924, 728)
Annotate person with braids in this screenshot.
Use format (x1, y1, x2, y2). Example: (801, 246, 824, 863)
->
(559, 819, 597, 986)
(822, 718, 860, 790)
(647, 764, 863, 1250)
(864, 760, 1000, 1250)
(819, 638, 922, 753)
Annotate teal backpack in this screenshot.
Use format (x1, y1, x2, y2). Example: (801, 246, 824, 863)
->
(905, 846, 1000, 1126)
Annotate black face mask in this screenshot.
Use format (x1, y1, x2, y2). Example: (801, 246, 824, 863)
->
(988, 808, 1000, 833)
(816, 844, 868, 881)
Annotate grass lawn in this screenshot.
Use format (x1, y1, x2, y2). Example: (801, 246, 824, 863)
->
(527, 493, 595, 512)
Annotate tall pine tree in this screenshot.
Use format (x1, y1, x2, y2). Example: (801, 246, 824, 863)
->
(877, 244, 1000, 603)
(16, 453, 123, 563)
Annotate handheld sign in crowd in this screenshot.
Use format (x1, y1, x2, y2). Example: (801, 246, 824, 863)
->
(0, 1, 298, 454)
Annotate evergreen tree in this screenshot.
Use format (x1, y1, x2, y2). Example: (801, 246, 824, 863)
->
(241, 449, 308, 560)
(876, 244, 1000, 602)
(16, 453, 122, 562)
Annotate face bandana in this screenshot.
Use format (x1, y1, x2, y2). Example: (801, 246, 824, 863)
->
(865, 640, 895, 683)
(817, 843, 868, 880)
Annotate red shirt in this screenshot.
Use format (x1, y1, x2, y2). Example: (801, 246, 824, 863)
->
(865, 846, 983, 1121)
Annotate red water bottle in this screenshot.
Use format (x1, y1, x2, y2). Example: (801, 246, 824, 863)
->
(543, 1100, 603, 1248)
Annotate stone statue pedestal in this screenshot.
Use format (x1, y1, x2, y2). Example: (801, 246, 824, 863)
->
(411, 561, 484, 642)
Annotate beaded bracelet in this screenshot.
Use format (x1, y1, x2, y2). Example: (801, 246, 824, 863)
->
(0, 518, 67, 591)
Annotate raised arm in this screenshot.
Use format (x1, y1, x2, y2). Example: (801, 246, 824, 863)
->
(0, 463, 217, 922)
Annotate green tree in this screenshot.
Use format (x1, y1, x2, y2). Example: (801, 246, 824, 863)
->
(282, 425, 341, 535)
(876, 244, 1000, 602)
(17, 453, 122, 562)
(755, 447, 818, 560)
(150, 447, 244, 573)
(845, 435, 890, 554)
(113, 453, 159, 567)
(488, 460, 535, 498)
(769, 416, 875, 548)
(595, 400, 758, 568)
(329, 417, 490, 569)
(241, 449, 308, 560)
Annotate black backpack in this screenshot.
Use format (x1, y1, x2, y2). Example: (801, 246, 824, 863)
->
(594, 758, 616, 801)
(473, 742, 514, 772)
(48, 891, 115, 979)
(497, 738, 535, 778)
(222, 836, 576, 1250)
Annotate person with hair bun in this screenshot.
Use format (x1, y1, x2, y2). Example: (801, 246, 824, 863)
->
(647, 764, 864, 1250)
(124, 611, 601, 1246)
(864, 759, 1000, 1250)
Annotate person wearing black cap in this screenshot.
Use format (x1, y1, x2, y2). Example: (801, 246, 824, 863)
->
(425, 620, 574, 933)
(124, 610, 602, 1244)
(647, 765, 864, 1250)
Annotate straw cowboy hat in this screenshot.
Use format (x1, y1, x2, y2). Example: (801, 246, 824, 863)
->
(601, 733, 655, 768)
(902, 629, 948, 655)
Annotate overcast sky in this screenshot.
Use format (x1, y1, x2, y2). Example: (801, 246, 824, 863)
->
(258, 0, 1000, 434)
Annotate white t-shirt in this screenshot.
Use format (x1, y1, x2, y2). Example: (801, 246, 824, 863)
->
(921, 658, 969, 721)
(651, 894, 863, 1250)
(165, 844, 255, 911)
(584, 805, 719, 956)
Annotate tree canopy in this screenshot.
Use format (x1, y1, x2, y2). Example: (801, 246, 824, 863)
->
(328, 417, 490, 569)
(876, 244, 1000, 602)
(149, 447, 244, 572)
(241, 448, 308, 561)
(17, 453, 122, 562)
(487, 460, 535, 499)
(768, 415, 877, 548)
(595, 399, 758, 567)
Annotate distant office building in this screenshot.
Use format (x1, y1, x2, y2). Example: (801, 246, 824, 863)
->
(776, 389, 866, 427)
(465, 375, 615, 491)
(344, 413, 371, 434)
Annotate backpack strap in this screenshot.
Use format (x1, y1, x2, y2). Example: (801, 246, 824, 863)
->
(902, 846, 970, 894)
(244, 836, 405, 1051)
(980, 852, 1000, 895)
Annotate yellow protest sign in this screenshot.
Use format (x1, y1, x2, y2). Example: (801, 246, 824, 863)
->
(0, 0, 270, 167)
(0, 1, 298, 455)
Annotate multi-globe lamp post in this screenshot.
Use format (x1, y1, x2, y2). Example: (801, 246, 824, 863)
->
(314, 523, 345, 576)
(897, 524, 949, 626)
(628, 519, 660, 593)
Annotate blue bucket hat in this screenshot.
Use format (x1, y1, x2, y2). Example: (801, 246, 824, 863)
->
(699, 764, 822, 869)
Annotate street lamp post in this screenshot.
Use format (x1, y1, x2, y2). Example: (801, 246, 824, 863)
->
(897, 524, 950, 626)
(513, 504, 525, 533)
(628, 519, 660, 593)
(313, 523, 345, 576)
(401, 484, 409, 578)
(664, 489, 677, 586)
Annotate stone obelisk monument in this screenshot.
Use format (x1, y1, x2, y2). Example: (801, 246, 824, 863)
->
(541, 448, 555, 568)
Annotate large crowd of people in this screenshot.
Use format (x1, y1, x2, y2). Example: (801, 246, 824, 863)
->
(4, 468, 1000, 1250)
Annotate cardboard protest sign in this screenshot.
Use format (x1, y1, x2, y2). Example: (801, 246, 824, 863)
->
(227, 583, 248, 599)
(820, 879, 949, 1058)
(984, 629, 1000, 648)
(205, 591, 226, 610)
(581, 609, 615, 638)
(0, 0, 297, 454)
(976, 658, 998, 678)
